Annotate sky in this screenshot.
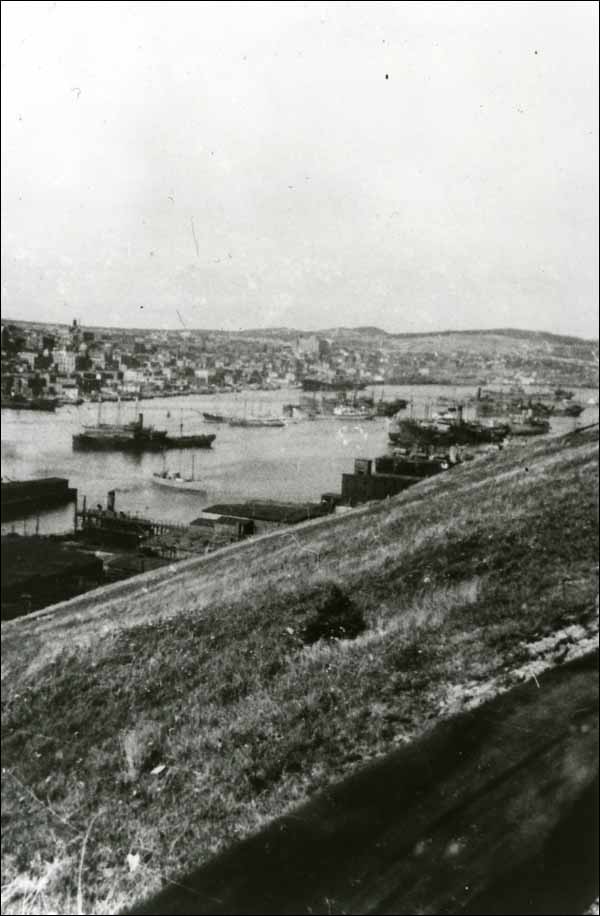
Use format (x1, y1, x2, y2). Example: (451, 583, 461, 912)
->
(1, 0, 598, 336)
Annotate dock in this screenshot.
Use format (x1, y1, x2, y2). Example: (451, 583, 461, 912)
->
(1, 477, 78, 521)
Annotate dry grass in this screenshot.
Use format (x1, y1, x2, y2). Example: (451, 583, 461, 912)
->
(1, 429, 598, 915)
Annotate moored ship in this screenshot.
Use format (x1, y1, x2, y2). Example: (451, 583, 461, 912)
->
(389, 413, 509, 448)
(73, 412, 216, 451)
(164, 432, 216, 448)
(73, 415, 169, 451)
(228, 416, 286, 428)
(332, 405, 376, 421)
(1, 396, 58, 412)
(73, 420, 167, 451)
(301, 376, 367, 392)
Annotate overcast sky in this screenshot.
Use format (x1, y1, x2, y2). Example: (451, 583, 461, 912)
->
(1, 1, 598, 335)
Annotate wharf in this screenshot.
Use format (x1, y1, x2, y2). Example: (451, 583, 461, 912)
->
(77, 504, 233, 558)
(199, 500, 333, 533)
(1, 477, 77, 521)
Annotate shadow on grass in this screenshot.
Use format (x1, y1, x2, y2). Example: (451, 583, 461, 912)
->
(124, 652, 598, 916)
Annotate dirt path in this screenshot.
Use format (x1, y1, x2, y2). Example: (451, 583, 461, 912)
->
(125, 651, 598, 916)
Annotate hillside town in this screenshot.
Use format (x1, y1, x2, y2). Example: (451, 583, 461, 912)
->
(2, 319, 598, 405)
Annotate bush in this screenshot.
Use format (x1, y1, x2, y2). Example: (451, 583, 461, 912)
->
(302, 584, 366, 645)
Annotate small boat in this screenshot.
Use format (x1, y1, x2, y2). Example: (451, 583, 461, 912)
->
(203, 412, 227, 423)
(152, 456, 207, 493)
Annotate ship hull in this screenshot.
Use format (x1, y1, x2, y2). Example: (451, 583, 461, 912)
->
(72, 434, 168, 451)
(73, 433, 215, 450)
(228, 419, 285, 428)
(163, 434, 216, 448)
(1, 398, 57, 412)
(152, 477, 208, 493)
(389, 419, 509, 448)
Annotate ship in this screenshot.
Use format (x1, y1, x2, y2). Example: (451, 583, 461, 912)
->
(472, 386, 583, 420)
(550, 401, 585, 418)
(301, 376, 367, 392)
(332, 405, 376, 421)
(73, 411, 216, 451)
(228, 417, 286, 428)
(163, 432, 216, 448)
(374, 397, 409, 417)
(72, 414, 169, 451)
(1, 396, 58, 411)
(152, 457, 208, 493)
(388, 412, 510, 448)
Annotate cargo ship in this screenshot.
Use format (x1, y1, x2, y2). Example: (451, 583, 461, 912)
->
(388, 412, 510, 448)
(73, 413, 215, 451)
(73, 414, 168, 451)
(164, 432, 216, 448)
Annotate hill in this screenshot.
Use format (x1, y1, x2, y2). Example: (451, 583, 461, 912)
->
(1, 427, 598, 914)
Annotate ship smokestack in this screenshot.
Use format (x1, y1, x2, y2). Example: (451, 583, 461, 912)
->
(138, 413, 144, 428)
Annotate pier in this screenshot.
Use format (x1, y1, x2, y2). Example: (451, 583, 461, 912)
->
(1, 477, 77, 522)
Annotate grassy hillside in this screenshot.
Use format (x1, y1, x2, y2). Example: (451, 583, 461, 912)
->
(1, 428, 598, 915)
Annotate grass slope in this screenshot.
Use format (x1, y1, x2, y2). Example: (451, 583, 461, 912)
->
(1, 428, 598, 915)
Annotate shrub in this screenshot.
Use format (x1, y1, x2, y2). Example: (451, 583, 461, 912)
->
(302, 584, 366, 645)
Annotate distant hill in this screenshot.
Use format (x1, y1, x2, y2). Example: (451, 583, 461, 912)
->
(3, 317, 597, 347)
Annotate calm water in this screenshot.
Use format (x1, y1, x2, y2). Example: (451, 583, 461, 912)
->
(2, 385, 598, 535)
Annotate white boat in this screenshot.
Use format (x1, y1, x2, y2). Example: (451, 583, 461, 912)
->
(151, 456, 207, 493)
(332, 406, 376, 420)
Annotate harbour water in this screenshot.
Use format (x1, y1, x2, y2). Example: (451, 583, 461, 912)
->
(2, 385, 598, 535)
